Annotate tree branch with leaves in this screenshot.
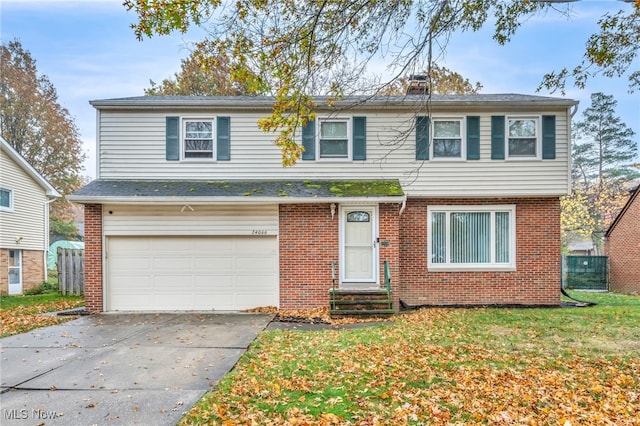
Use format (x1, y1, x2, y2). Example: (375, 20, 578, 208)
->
(124, 0, 638, 165)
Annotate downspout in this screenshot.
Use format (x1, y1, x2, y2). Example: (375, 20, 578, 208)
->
(567, 104, 579, 194)
(43, 197, 56, 282)
(399, 198, 407, 216)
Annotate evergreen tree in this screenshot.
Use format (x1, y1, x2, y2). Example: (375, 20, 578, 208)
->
(573, 92, 638, 185)
(562, 92, 638, 251)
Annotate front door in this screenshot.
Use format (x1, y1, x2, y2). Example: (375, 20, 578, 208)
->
(341, 206, 377, 287)
(8, 249, 22, 295)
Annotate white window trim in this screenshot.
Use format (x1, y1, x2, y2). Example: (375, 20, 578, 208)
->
(506, 115, 541, 160)
(316, 116, 352, 161)
(181, 117, 216, 161)
(430, 116, 466, 161)
(0, 187, 14, 212)
(427, 205, 517, 271)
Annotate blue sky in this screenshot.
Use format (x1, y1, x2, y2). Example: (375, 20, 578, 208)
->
(1, 0, 638, 179)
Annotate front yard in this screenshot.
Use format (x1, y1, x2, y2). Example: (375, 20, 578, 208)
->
(0, 292, 84, 337)
(181, 292, 640, 425)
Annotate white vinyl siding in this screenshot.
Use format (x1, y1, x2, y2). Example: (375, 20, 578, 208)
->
(103, 204, 278, 236)
(0, 151, 49, 250)
(97, 109, 571, 197)
(428, 205, 516, 271)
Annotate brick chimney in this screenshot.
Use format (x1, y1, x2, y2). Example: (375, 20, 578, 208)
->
(406, 74, 428, 95)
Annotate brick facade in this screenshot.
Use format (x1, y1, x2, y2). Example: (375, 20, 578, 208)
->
(606, 189, 640, 294)
(84, 204, 103, 312)
(0, 248, 45, 294)
(399, 197, 561, 307)
(83, 198, 561, 311)
(278, 203, 402, 310)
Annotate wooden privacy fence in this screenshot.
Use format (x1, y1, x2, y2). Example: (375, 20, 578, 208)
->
(57, 248, 84, 295)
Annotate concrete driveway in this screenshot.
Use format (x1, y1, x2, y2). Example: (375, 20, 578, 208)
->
(0, 313, 273, 425)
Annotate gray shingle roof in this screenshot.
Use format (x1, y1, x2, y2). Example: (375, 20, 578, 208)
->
(71, 179, 405, 202)
(90, 94, 578, 110)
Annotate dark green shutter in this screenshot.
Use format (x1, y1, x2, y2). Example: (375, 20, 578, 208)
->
(416, 116, 429, 160)
(216, 116, 231, 161)
(352, 116, 366, 160)
(466, 116, 480, 160)
(542, 115, 556, 159)
(166, 116, 180, 161)
(301, 119, 316, 160)
(491, 116, 505, 160)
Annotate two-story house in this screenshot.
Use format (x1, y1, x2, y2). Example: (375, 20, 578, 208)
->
(1, 135, 60, 294)
(70, 94, 578, 313)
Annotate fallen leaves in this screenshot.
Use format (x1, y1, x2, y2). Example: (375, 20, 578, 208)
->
(245, 306, 395, 326)
(180, 307, 640, 425)
(0, 298, 84, 337)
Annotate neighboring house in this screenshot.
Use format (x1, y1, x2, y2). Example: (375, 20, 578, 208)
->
(605, 185, 640, 294)
(70, 94, 578, 313)
(566, 239, 596, 256)
(0, 135, 60, 294)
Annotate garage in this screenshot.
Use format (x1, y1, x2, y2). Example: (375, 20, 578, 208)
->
(102, 204, 279, 311)
(106, 236, 278, 311)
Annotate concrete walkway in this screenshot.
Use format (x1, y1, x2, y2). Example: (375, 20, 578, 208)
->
(0, 313, 272, 425)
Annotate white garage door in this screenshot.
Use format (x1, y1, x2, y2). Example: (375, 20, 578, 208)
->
(106, 236, 278, 311)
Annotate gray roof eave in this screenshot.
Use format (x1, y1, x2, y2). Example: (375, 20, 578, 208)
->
(68, 195, 407, 205)
(89, 94, 578, 111)
(69, 179, 407, 204)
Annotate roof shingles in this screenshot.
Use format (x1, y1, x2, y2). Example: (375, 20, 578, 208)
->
(71, 179, 405, 201)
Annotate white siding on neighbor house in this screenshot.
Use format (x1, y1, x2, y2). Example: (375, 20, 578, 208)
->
(97, 108, 572, 197)
(102, 204, 279, 236)
(0, 151, 49, 251)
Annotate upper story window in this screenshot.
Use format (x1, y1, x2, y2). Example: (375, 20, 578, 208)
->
(432, 118, 465, 159)
(183, 119, 214, 159)
(0, 187, 13, 212)
(301, 116, 366, 161)
(318, 119, 351, 160)
(508, 117, 539, 158)
(416, 116, 479, 161)
(166, 116, 230, 162)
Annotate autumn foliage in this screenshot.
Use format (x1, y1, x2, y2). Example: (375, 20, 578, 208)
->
(0, 297, 84, 337)
(181, 303, 640, 425)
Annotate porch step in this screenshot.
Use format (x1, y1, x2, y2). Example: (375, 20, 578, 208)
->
(330, 308, 395, 318)
(329, 289, 394, 318)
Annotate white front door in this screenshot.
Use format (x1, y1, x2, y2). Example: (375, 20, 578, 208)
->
(341, 206, 377, 286)
(8, 249, 22, 295)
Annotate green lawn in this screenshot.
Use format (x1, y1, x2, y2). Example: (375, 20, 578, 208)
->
(181, 292, 639, 425)
(0, 292, 84, 337)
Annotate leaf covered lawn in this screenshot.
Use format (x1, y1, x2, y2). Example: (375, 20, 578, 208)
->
(0, 294, 84, 337)
(182, 295, 640, 425)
